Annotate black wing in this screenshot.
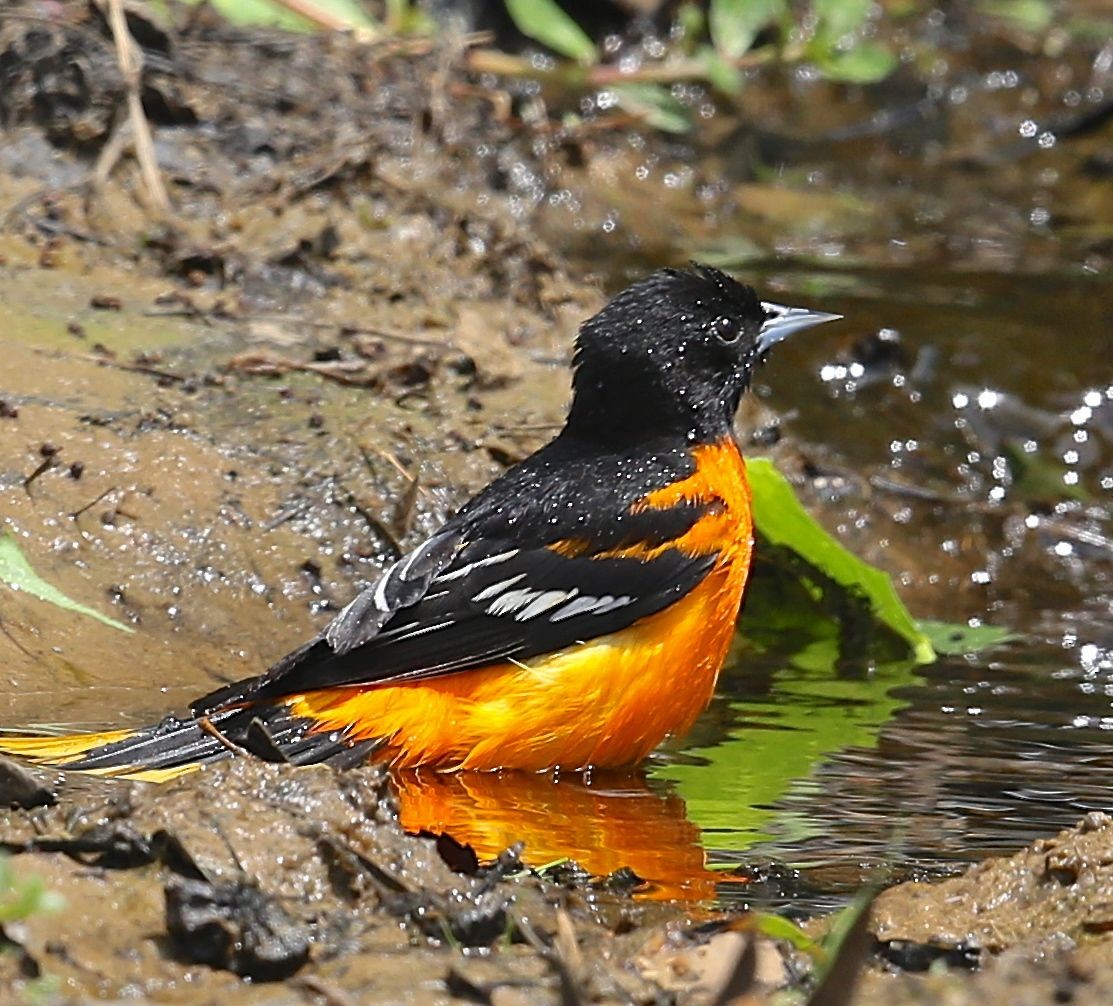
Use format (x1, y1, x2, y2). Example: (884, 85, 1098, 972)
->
(194, 437, 722, 713)
(197, 537, 714, 712)
(193, 527, 466, 712)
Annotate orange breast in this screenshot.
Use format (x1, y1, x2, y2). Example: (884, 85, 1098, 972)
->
(287, 439, 753, 771)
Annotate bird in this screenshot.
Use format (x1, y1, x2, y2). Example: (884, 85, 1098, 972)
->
(0, 264, 839, 781)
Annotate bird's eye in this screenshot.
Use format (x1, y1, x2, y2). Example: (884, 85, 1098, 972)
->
(713, 316, 739, 343)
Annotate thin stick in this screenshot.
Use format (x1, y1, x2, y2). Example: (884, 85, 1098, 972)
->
(0, 618, 37, 661)
(101, 0, 170, 214)
(70, 486, 119, 520)
(30, 346, 188, 384)
(197, 715, 243, 756)
(92, 115, 130, 190)
(466, 47, 771, 86)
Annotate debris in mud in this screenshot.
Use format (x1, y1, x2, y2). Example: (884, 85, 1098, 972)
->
(316, 830, 513, 948)
(165, 874, 310, 981)
(635, 926, 789, 1003)
(0, 756, 54, 810)
(20, 820, 207, 875)
(426, 829, 482, 876)
(0, 759, 748, 1002)
(874, 938, 981, 973)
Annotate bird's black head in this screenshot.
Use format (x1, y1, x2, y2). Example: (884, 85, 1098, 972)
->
(565, 264, 839, 444)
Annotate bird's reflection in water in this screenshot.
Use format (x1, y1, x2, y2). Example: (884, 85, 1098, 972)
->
(391, 768, 727, 901)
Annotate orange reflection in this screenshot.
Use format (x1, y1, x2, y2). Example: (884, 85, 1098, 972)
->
(392, 768, 728, 901)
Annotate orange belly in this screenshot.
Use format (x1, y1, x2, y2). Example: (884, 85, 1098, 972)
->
(287, 442, 753, 771)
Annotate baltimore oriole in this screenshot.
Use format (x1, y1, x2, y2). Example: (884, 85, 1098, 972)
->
(0, 265, 838, 780)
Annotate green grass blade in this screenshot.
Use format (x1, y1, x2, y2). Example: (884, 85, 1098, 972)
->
(0, 533, 133, 634)
(504, 0, 598, 64)
(709, 0, 784, 59)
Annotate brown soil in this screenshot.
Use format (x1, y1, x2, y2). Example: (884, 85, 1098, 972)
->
(0, 759, 729, 1003)
(855, 814, 1113, 1005)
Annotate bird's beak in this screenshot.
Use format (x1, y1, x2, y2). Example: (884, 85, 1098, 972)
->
(757, 301, 842, 353)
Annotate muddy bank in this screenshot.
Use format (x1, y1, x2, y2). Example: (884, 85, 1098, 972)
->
(5, 760, 1113, 1004)
(855, 813, 1113, 1005)
(0, 0, 603, 730)
(0, 231, 586, 729)
(0, 758, 791, 1004)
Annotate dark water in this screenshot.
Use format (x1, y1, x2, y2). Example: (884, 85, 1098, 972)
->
(293, 40, 1113, 905)
(654, 634, 1113, 911)
(573, 26, 1113, 904)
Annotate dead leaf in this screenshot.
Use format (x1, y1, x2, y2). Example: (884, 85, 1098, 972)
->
(707, 932, 757, 1006)
(554, 908, 585, 981)
(225, 350, 375, 386)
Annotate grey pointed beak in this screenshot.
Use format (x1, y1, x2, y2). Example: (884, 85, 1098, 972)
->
(757, 301, 842, 353)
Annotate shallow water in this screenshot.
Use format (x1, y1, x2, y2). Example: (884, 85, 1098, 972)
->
(2, 224, 1109, 915)
(656, 634, 1113, 912)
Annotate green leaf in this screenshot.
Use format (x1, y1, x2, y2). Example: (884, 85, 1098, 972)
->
(1002, 440, 1090, 506)
(978, 0, 1054, 33)
(746, 458, 934, 663)
(176, 0, 379, 32)
(693, 234, 766, 269)
(385, 0, 435, 35)
(1064, 15, 1113, 42)
(0, 854, 63, 924)
(699, 46, 744, 95)
(612, 83, 692, 134)
(919, 620, 1013, 655)
(0, 533, 133, 634)
(748, 911, 824, 957)
(676, 2, 706, 46)
(817, 42, 898, 83)
(709, 0, 784, 59)
(503, 0, 598, 64)
(812, 0, 871, 42)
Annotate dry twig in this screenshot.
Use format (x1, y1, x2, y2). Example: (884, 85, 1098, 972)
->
(98, 0, 171, 214)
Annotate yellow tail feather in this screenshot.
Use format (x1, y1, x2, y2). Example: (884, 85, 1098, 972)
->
(0, 728, 136, 764)
(0, 729, 199, 782)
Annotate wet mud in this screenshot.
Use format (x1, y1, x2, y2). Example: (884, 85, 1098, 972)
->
(857, 814, 1113, 1005)
(0, 759, 722, 1003)
(7, 758, 1113, 1004)
(0, 240, 582, 729)
(0, 0, 1111, 1003)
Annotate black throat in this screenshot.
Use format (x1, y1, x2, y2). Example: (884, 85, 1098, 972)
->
(563, 367, 743, 446)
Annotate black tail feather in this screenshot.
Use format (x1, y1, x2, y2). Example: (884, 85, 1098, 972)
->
(61, 703, 382, 776)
